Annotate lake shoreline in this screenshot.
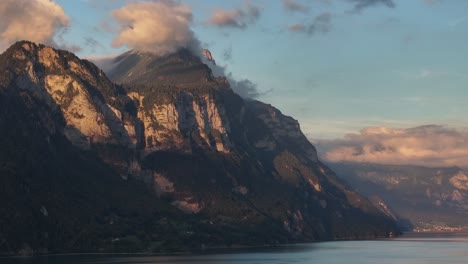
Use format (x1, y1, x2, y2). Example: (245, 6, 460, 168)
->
(0, 233, 400, 259)
(4, 233, 468, 264)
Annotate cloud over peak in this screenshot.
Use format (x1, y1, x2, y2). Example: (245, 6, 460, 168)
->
(0, 0, 69, 50)
(111, 0, 196, 56)
(316, 125, 468, 168)
(206, 1, 261, 29)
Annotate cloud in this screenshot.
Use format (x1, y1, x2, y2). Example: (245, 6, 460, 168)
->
(289, 13, 332, 35)
(222, 45, 232, 61)
(316, 125, 468, 168)
(109, 1, 262, 99)
(201, 52, 266, 99)
(84, 37, 104, 53)
(348, 0, 396, 12)
(111, 0, 198, 56)
(227, 74, 262, 99)
(282, 0, 310, 13)
(86, 54, 120, 73)
(206, 1, 261, 29)
(0, 0, 69, 50)
(289, 24, 306, 32)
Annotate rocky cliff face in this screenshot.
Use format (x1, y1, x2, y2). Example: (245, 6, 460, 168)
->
(0, 41, 398, 255)
(2, 41, 136, 149)
(129, 90, 232, 153)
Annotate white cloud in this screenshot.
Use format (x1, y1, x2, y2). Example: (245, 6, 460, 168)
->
(316, 125, 468, 168)
(0, 0, 69, 50)
(111, 0, 197, 56)
(201, 54, 265, 99)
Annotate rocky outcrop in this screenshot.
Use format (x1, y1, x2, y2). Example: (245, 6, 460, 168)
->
(129, 91, 231, 153)
(3, 41, 134, 149)
(202, 49, 216, 65)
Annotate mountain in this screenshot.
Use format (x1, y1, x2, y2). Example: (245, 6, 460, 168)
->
(0, 41, 398, 255)
(329, 162, 468, 231)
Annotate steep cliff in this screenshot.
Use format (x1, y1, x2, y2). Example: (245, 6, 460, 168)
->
(0, 41, 398, 255)
(0, 41, 137, 149)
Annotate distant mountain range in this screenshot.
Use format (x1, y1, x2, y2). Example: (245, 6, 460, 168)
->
(0, 41, 397, 256)
(329, 162, 468, 231)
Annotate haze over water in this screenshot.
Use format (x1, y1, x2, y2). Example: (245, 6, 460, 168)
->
(5, 233, 468, 264)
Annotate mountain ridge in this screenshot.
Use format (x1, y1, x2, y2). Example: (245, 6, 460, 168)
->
(0, 40, 398, 255)
(329, 161, 468, 231)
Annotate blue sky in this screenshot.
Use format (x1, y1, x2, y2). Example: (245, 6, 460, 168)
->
(10, 0, 468, 139)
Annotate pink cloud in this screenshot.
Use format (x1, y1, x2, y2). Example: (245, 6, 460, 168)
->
(316, 125, 468, 168)
(111, 0, 197, 56)
(0, 0, 69, 50)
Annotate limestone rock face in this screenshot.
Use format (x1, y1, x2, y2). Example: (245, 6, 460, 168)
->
(3, 41, 134, 149)
(130, 91, 231, 153)
(3, 42, 233, 154)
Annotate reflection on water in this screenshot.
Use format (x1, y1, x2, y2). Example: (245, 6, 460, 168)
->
(4, 233, 468, 264)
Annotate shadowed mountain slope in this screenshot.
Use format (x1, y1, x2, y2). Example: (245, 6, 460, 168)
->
(0, 41, 398, 255)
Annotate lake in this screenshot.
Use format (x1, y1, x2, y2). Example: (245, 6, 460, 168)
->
(4, 233, 468, 264)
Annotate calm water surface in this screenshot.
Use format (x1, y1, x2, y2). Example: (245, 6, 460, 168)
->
(4, 233, 468, 264)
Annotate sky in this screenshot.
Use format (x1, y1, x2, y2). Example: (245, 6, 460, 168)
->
(1, 0, 468, 167)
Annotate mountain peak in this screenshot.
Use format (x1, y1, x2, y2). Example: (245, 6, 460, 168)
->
(107, 48, 221, 89)
(0, 40, 113, 93)
(2, 40, 71, 63)
(202, 49, 216, 65)
(6, 40, 41, 52)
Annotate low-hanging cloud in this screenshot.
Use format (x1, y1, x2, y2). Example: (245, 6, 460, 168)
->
(315, 125, 468, 168)
(107, 0, 263, 99)
(282, 0, 310, 14)
(289, 13, 332, 35)
(206, 1, 261, 29)
(201, 52, 266, 99)
(0, 0, 69, 50)
(111, 0, 197, 56)
(348, 0, 396, 12)
(227, 75, 261, 99)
